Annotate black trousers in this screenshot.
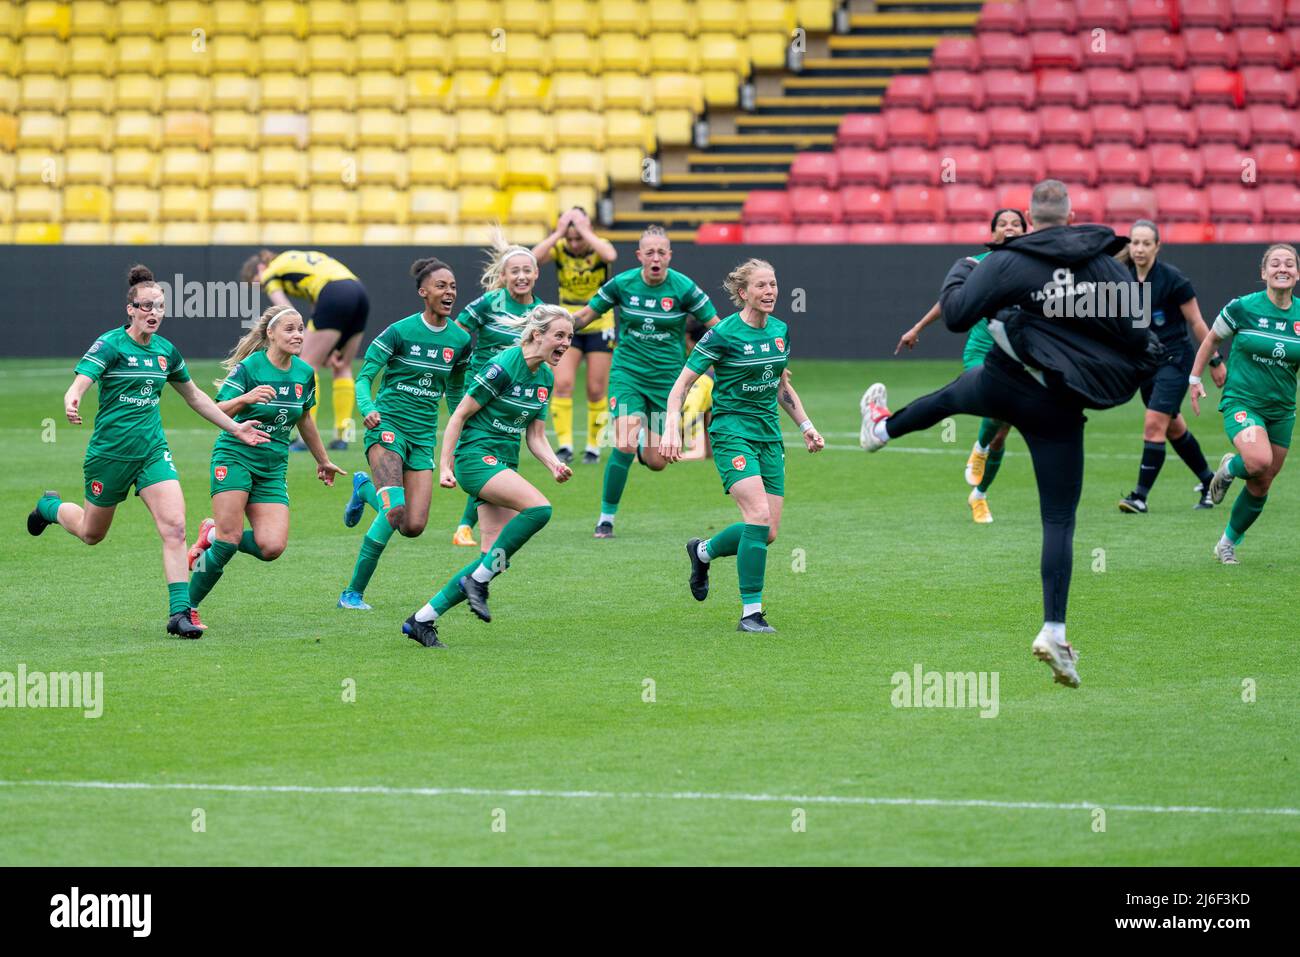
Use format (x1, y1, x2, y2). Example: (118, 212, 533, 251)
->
(886, 351, 1086, 623)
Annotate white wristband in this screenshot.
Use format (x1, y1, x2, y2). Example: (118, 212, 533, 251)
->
(798, 419, 814, 433)
(1188, 374, 1202, 386)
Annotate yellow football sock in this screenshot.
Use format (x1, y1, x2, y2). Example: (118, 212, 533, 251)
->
(552, 395, 574, 449)
(333, 376, 355, 441)
(586, 399, 608, 450)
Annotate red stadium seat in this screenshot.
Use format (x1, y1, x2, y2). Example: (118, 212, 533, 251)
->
(837, 114, 887, 150)
(997, 184, 1033, 211)
(945, 145, 995, 187)
(1149, 144, 1206, 185)
(695, 222, 743, 243)
(1025, 0, 1078, 32)
(900, 223, 954, 243)
(837, 149, 891, 187)
(1234, 0, 1286, 30)
(788, 152, 840, 189)
(987, 107, 1041, 146)
(1133, 29, 1188, 68)
(1191, 68, 1245, 106)
(741, 190, 791, 223)
(1037, 70, 1089, 109)
(1089, 33, 1137, 70)
(1184, 29, 1240, 68)
(1030, 32, 1083, 68)
(1143, 106, 1198, 146)
(793, 223, 849, 244)
(1087, 68, 1139, 107)
(932, 37, 979, 71)
(1076, 0, 1131, 31)
(1039, 108, 1094, 147)
(1195, 104, 1253, 145)
(1247, 103, 1300, 143)
(1182, 0, 1234, 29)
(1290, 25, 1300, 53)
(744, 223, 795, 243)
(977, 3, 1027, 33)
(847, 222, 902, 243)
(982, 70, 1036, 109)
(1242, 66, 1299, 105)
(992, 146, 1045, 182)
(934, 108, 991, 148)
(886, 109, 937, 148)
(787, 187, 842, 223)
(932, 72, 987, 111)
(1092, 105, 1147, 146)
(1258, 144, 1300, 181)
(944, 184, 1000, 222)
(950, 221, 998, 243)
(1106, 185, 1159, 221)
(977, 33, 1032, 70)
(891, 185, 945, 222)
(1217, 222, 1272, 240)
(1260, 183, 1300, 220)
(888, 146, 939, 185)
(1137, 67, 1193, 107)
(1130, 0, 1180, 30)
(1289, 0, 1300, 26)
(1208, 183, 1264, 220)
(841, 187, 894, 222)
(1155, 184, 1210, 221)
(1096, 143, 1154, 184)
(1044, 144, 1100, 185)
(1236, 28, 1292, 66)
(1068, 185, 1106, 222)
(1163, 221, 1215, 242)
(885, 74, 935, 111)
(1201, 143, 1254, 181)
(1270, 223, 1300, 239)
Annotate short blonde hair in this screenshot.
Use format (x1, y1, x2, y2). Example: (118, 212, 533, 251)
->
(219, 304, 301, 384)
(479, 226, 537, 291)
(497, 303, 574, 345)
(723, 258, 775, 307)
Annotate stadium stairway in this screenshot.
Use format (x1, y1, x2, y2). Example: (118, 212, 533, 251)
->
(612, 0, 981, 241)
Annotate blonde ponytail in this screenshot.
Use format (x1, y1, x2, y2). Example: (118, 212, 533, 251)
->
(479, 226, 538, 291)
(218, 304, 300, 386)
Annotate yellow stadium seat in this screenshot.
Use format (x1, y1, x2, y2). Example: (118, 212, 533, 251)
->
(698, 33, 749, 76)
(309, 110, 357, 147)
(750, 33, 789, 70)
(259, 74, 308, 111)
(309, 72, 356, 110)
(600, 34, 646, 73)
(16, 223, 64, 243)
(751, 1, 793, 32)
(509, 189, 558, 225)
(70, 2, 117, 39)
(457, 186, 505, 222)
(447, 71, 497, 109)
(312, 222, 363, 244)
(549, 33, 600, 73)
(697, 0, 747, 33)
(115, 75, 161, 112)
(357, 33, 404, 72)
(62, 222, 112, 242)
(407, 147, 456, 186)
(651, 0, 695, 35)
(210, 187, 257, 220)
(163, 111, 212, 148)
(551, 1, 596, 37)
(211, 111, 259, 148)
(0, 152, 14, 190)
(116, 1, 162, 38)
(553, 110, 604, 149)
(604, 147, 644, 184)
(66, 74, 112, 111)
(109, 222, 155, 243)
(19, 112, 65, 150)
(308, 35, 354, 73)
(64, 149, 112, 185)
(655, 109, 693, 146)
(0, 35, 13, 76)
(499, 71, 547, 110)
(209, 148, 257, 186)
(261, 222, 311, 245)
(555, 149, 608, 188)
(311, 186, 357, 222)
(164, 34, 211, 74)
(452, 2, 500, 33)
(211, 73, 260, 110)
(162, 75, 210, 111)
(209, 222, 261, 244)
(164, 1, 211, 35)
(549, 72, 600, 110)
(451, 33, 498, 73)
(601, 0, 648, 36)
(605, 110, 654, 152)
(504, 109, 553, 149)
(503, 1, 551, 35)
(211, 35, 258, 74)
(356, 186, 406, 223)
(357, 71, 405, 109)
(504, 33, 548, 72)
(0, 76, 15, 112)
(409, 187, 456, 223)
(360, 224, 412, 244)
(357, 109, 406, 148)
(66, 36, 116, 75)
(115, 37, 162, 75)
(650, 34, 697, 72)
(114, 148, 159, 186)
(260, 147, 307, 186)
(16, 151, 57, 185)
(21, 36, 67, 75)
(652, 73, 703, 111)
(161, 148, 210, 186)
(260, 1, 308, 38)
(404, 33, 449, 70)
(411, 223, 462, 244)
(797, 0, 833, 31)
(259, 186, 305, 222)
(503, 221, 547, 244)
(64, 111, 110, 148)
(308, 146, 356, 185)
(308, 1, 358, 37)
(20, 75, 65, 112)
(160, 222, 213, 243)
(455, 147, 505, 187)
(261, 112, 309, 147)
(357, 0, 406, 34)
(602, 72, 647, 110)
(260, 37, 304, 75)
(212, 1, 261, 37)
(503, 147, 555, 189)
(461, 222, 505, 245)
(113, 186, 160, 221)
(356, 149, 407, 187)
(406, 70, 448, 108)
(702, 71, 739, 108)
(405, 1, 453, 35)
(159, 186, 208, 220)
(62, 185, 110, 221)
(455, 109, 503, 149)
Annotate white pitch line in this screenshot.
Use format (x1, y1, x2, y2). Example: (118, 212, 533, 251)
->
(0, 780, 1295, 817)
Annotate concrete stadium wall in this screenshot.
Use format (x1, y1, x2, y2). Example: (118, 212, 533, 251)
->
(0, 243, 1277, 361)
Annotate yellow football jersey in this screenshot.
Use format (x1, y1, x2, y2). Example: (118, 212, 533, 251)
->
(260, 250, 358, 303)
(554, 239, 613, 333)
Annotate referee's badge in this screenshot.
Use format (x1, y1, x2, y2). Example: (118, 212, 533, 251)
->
(214, 466, 227, 482)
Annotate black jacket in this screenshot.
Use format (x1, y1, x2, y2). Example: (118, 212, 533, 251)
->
(940, 225, 1161, 409)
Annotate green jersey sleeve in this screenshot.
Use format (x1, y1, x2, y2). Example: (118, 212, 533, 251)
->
(216, 362, 249, 402)
(468, 357, 513, 406)
(166, 342, 191, 383)
(1213, 297, 1245, 339)
(686, 324, 726, 374)
(74, 335, 118, 382)
(587, 275, 621, 315)
(355, 324, 401, 417)
(682, 279, 717, 323)
(302, 369, 317, 412)
(457, 293, 491, 331)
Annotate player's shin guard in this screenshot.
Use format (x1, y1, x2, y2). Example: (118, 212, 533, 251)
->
(459, 494, 479, 531)
(977, 418, 1001, 449)
(354, 473, 381, 511)
(552, 396, 574, 450)
(737, 524, 770, 607)
(348, 486, 403, 595)
(978, 447, 1005, 494)
(238, 530, 271, 560)
(704, 522, 745, 560)
(1225, 488, 1267, 544)
(333, 377, 355, 440)
(587, 399, 608, 450)
(188, 539, 238, 607)
(36, 494, 62, 524)
(477, 506, 552, 580)
(601, 449, 635, 514)
(1135, 440, 1166, 498)
(167, 582, 190, 616)
(1170, 430, 1213, 485)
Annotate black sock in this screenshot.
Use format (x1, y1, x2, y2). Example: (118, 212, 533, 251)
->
(1134, 440, 1166, 498)
(1169, 430, 1213, 486)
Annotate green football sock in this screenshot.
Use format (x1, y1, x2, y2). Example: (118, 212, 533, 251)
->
(429, 556, 486, 615)
(187, 539, 238, 608)
(1227, 454, 1251, 479)
(479, 506, 552, 577)
(238, 529, 270, 561)
(356, 474, 381, 511)
(168, 581, 190, 615)
(1225, 489, 1268, 545)
(737, 523, 770, 605)
(978, 447, 1006, 493)
(977, 418, 1002, 449)
(704, 522, 745, 560)
(601, 449, 635, 514)
(36, 493, 62, 523)
(348, 486, 403, 594)
(459, 494, 479, 530)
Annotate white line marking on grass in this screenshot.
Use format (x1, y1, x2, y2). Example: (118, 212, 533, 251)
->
(1, 780, 1295, 817)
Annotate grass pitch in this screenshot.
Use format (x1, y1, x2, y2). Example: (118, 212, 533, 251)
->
(1, 357, 1296, 865)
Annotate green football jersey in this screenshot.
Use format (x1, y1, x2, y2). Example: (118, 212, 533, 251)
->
(588, 267, 717, 393)
(457, 288, 543, 376)
(74, 326, 191, 461)
(356, 313, 473, 443)
(686, 312, 789, 442)
(1213, 291, 1300, 418)
(213, 350, 316, 470)
(461, 345, 554, 465)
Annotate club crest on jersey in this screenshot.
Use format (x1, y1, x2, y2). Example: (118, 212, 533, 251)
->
(443, 347, 454, 363)
(732, 455, 747, 470)
(90, 480, 103, 497)
(609, 396, 617, 410)
(89, 341, 102, 353)
(486, 365, 501, 380)
(483, 455, 498, 466)
(295, 383, 303, 398)
(157, 356, 168, 372)
(537, 387, 548, 402)
(214, 466, 227, 482)
(381, 431, 395, 444)
(1234, 411, 1249, 423)
(661, 298, 674, 311)
(1294, 322, 1300, 335)
(775, 337, 785, 352)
